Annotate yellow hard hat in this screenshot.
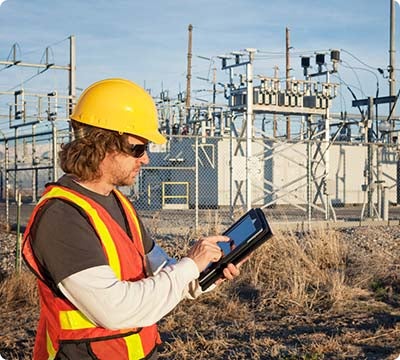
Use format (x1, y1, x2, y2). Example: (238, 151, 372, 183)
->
(71, 78, 166, 144)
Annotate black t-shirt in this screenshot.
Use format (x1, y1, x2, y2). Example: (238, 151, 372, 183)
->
(31, 174, 154, 285)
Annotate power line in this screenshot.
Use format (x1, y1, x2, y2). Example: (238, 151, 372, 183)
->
(14, 36, 70, 57)
(338, 61, 366, 98)
(340, 61, 379, 97)
(331, 74, 365, 102)
(340, 48, 381, 71)
(4, 68, 50, 93)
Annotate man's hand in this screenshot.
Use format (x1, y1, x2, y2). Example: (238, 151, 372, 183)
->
(221, 263, 241, 281)
(215, 257, 249, 286)
(187, 236, 230, 272)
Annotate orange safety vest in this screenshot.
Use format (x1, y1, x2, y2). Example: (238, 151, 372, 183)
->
(23, 184, 161, 360)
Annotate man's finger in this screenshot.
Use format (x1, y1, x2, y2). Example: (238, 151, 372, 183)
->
(222, 263, 240, 280)
(202, 235, 230, 243)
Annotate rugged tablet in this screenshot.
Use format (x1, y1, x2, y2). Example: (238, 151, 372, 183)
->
(199, 208, 273, 290)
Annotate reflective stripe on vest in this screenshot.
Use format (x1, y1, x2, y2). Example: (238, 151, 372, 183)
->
(59, 310, 145, 358)
(59, 310, 96, 330)
(38, 187, 122, 280)
(46, 329, 56, 360)
(59, 311, 145, 359)
(125, 333, 145, 359)
(114, 190, 142, 238)
(113, 190, 146, 260)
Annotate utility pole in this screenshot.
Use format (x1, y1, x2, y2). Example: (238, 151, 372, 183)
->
(367, 97, 375, 217)
(324, 70, 331, 220)
(212, 67, 217, 106)
(246, 48, 256, 211)
(391, 0, 400, 204)
(185, 24, 193, 116)
(286, 27, 291, 139)
(273, 65, 279, 138)
(212, 67, 217, 127)
(390, 0, 396, 100)
(390, 0, 397, 137)
(69, 35, 76, 141)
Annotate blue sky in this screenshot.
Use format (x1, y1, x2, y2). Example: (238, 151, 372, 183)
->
(0, 0, 397, 119)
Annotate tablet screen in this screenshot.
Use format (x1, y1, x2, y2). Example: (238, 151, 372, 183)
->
(218, 214, 258, 255)
(199, 208, 273, 290)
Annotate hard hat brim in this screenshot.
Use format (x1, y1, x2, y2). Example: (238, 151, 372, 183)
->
(139, 130, 167, 145)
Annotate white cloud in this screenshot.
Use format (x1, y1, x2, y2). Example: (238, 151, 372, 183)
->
(0, 0, 7, 7)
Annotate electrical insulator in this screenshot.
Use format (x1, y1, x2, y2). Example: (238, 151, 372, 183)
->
(172, 123, 180, 135)
(239, 74, 246, 86)
(48, 112, 57, 121)
(224, 87, 229, 99)
(316, 53, 325, 65)
(301, 56, 310, 68)
(330, 49, 340, 62)
(15, 110, 24, 120)
(330, 49, 340, 72)
(301, 56, 310, 77)
(316, 53, 325, 73)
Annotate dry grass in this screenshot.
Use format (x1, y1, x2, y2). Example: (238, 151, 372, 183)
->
(1, 225, 399, 359)
(0, 271, 38, 359)
(241, 227, 351, 313)
(163, 225, 354, 313)
(0, 270, 37, 309)
(156, 224, 400, 359)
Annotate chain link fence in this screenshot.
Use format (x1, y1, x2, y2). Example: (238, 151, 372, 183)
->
(130, 134, 400, 233)
(2, 132, 400, 233)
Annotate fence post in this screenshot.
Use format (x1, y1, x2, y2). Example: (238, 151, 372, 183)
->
(229, 118, 234, 220)
(52, 122, 58, 181)
(5, 138, 10, 232)
(195, 136, 199, 232)
(306, 117, 312, 222)
(381, 186, 389, 222)
(15, 190, 22, 273)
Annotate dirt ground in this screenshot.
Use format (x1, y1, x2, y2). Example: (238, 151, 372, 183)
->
(0, 225, 399, 359)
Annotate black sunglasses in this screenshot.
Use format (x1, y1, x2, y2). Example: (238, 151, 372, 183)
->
(129, 143, 149, 158)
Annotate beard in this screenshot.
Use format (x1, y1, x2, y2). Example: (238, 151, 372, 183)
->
(103, 152, 142, 188)
(109, 162, 139, 187)
(112, 170, 137, 187)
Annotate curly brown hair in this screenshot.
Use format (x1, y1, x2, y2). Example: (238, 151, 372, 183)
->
(59, 120, 132, 181)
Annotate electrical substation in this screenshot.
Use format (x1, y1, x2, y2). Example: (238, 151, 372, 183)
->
(1, 28, 400, 232)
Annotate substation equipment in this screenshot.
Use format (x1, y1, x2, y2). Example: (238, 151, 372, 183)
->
(0, 36, 76, 228)
(1, 40, 399, 228)
(138, 48, 400, 223)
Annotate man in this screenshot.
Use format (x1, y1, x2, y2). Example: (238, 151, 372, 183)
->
(22, 78, 241, 360)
